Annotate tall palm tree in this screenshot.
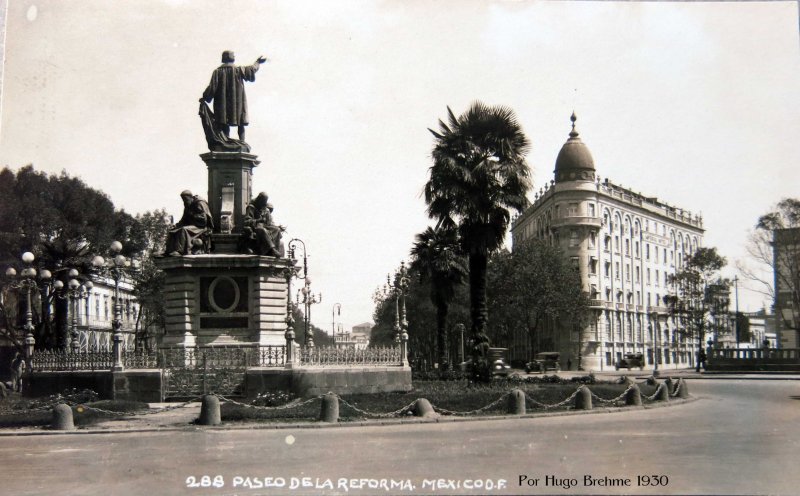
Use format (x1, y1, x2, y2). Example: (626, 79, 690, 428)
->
(410, 222, 466, 372)
(424, 102, 531, 377)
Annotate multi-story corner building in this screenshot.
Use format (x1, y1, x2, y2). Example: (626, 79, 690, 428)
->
(75, 275, 139, 350)
(772, 227, 800, 349)
(510, 114, 704, 371)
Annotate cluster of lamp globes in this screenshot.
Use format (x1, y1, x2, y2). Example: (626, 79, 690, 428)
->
(4, 241, 129, 290)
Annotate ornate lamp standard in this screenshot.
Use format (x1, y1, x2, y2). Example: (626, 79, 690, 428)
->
(288, 238, 321, 347)
(62, 269, 93, 353)
(331, 303, 342, 340)
(4, 252, 51, 369)
(392, 262, 410, 365)
(90, 241, 131, 371)
(649, 310, 660, 377)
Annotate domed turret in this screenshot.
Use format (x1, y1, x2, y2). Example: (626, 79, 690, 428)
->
(554, 112, 595, 183)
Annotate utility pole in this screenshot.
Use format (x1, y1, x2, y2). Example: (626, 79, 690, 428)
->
(733, 276, 739, 347)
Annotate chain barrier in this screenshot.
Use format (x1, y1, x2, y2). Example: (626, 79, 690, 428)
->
(524, 387, 583, 409)
(216, 394, 321, 411)
(590, 383, 636, 405)
(0, 389, 100, 415)
(670, 378, 682, 397)
(337, 396, 419, 418)
(76, 396, 204, 417)
(430, 391, 512, 416)
(642, 383, 666, 402)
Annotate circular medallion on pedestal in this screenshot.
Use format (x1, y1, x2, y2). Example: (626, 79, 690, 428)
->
(208, 276, 240, 313)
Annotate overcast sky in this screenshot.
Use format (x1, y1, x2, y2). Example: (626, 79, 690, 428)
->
(1, 0, 798, 332)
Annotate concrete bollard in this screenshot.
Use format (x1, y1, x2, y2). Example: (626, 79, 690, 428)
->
(412, 398, 438, 418)
(655, 382, 670, 402)
(676, 378, 690, 398)
(198, 395, 221, 425)
(319, 393, 339, 423)
(625, 384, 643, 406)
(507, 389, 526, 415)
(51, 403, 75, 431)
(574, 386, 592, 410)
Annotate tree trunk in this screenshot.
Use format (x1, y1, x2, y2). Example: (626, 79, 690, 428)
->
(468, 251, 491, 382)
(435, 301, 449, 371)
(54, 295, 69, 350)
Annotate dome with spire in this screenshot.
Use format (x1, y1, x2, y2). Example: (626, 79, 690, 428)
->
(554, 112, 596, 183)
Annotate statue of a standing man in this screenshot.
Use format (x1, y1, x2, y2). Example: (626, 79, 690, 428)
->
(201, 51, 267, 144)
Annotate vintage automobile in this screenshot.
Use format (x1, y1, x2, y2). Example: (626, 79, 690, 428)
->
(616, 352, 645, 370)
(458, 347, 511, 377)
(525, 352, 561, 373)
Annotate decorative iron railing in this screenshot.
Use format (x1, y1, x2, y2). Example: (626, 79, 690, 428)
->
(300, 345, 402, 366)
(31, 343, 407, 371)
(250, 345, 286, 367)
(31, 347, 115, 371)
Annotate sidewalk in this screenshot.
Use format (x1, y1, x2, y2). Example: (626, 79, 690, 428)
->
(528, 367, 800, 381)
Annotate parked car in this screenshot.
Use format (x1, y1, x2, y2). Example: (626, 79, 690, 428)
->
(616, 353, 644, 370)
(525, 352, 561, 373)
(458, 348, 511, 377)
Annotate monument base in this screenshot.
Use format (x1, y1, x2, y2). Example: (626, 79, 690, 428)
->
(154, 254, 292, 348)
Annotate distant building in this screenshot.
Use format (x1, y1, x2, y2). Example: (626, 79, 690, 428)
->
(333, 322, 372, 350)
(510, 114, 704, 371)
(772, 228, 800, 349)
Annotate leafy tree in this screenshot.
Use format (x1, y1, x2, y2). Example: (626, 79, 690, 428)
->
(486, 240, 589, 357)
(0, 165, 148, 349)
(409, 223, 467, 371)
(424, 102, 532, 380)
(289, 304, 333, 347)
(664, 246, 728, 369)
(128, 209, 171, 350)
(738, 199, 800, 332)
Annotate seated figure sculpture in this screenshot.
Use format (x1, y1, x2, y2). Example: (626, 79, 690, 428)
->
(165, 190, 214, 256)
(240, 192, 285, 257)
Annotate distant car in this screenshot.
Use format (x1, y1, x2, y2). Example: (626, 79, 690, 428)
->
(458, 348, 511, 377)
(616, 353, 644, 370)
(525, 352, 561, 373)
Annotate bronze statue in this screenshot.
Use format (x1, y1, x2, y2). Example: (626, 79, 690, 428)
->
(240, 192, 285, 257)
(199, 50, 267, 152)
(165, 190, 214, 256)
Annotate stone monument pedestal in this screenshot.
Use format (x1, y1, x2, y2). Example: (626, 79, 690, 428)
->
(155, 255, 292, 348)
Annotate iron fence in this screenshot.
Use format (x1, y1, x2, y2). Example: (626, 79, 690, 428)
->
(299, 345, 402, 366)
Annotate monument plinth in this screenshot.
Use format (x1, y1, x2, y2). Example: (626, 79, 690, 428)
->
(202, 151, 259, 237)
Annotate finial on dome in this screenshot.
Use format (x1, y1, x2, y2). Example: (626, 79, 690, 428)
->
(569, 111, 579, 138)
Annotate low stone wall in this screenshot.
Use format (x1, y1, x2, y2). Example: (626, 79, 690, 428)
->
(27, 366, 413, 401)
(246, 367, 413, 397)
(26, 371, 113, 399)
(112, 370, 163, 403)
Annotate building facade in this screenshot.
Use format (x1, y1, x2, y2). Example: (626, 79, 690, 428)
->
(772, 228, 800, 349)
(510, 114, 704, 371)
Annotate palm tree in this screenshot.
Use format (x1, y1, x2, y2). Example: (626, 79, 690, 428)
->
(424, 102, 532, 378)
(410, 222, 466, 372)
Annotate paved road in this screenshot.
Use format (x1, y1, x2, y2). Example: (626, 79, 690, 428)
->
(1, 379, 798, 496)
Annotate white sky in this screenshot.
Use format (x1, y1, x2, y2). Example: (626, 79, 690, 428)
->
(1, 0, 798, 332)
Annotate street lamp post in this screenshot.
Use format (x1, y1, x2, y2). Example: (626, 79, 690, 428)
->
(331, 303, 342, 340)
(4, 252, 51, 371)
(650, 311, 660, 377)
(63, 269, 93, 353)
(91, 241, 130, 371)
(288, 239, 321, 347)
(733, 275, 740, 346)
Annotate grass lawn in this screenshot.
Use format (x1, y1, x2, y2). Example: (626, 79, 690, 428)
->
(221, 376, 662, 423)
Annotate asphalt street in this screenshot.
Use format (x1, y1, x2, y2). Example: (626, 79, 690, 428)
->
(1, 379, 798, 496)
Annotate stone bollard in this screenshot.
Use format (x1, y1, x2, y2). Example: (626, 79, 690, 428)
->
(507, 389, 526, 415)
(574, 386, 592, 410)
(676, 378, 690, 399)
(51, 403, 75, 431)
(412, 398, 438, 418)
(625, 384, 642, 406)
(198, 395, 221, 425)
(655, 382, 670, 402)
(319, 393, 339, 423)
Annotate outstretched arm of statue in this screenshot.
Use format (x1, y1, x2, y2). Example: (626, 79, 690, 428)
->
(257, 56, 268, 64)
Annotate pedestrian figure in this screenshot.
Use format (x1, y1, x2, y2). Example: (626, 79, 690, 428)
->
(11, 352, 25, 392)
(696, 349, 707, 372)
